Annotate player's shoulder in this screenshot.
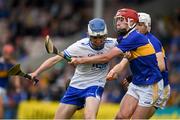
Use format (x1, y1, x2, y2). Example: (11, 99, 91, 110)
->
(124, 30, 147, 44)
(131, 30, 146, 40)
(76, 37, 90, 46)
(0, 57, 14, 66)
(77, 37, 89, 42)
(147, 33, 161, 43)
(105, 37, 118, 46)
(106, 37, 117, 43)
(65, 38, 90, 55)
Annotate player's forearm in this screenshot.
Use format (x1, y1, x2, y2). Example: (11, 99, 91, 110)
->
(81, 47, 123, 64)
(34, 55, 63, 75)
(82, 54, 111, 64)
(112, 58, 129, 74)
(106, 58, 128, 81)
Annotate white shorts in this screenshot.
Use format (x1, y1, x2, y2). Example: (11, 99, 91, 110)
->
(127, 79, 165, 108)
(154, 85, 170, 109)
(0, 87, 6, 98)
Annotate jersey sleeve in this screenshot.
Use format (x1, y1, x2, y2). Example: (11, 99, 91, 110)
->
(148, 39, 162, 53)
(147, 33, 163, 53)
(117, 35, 147, 52)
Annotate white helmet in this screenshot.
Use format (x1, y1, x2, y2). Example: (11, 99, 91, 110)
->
(88, 18, 108, 36)
(138, 12, 151, 32)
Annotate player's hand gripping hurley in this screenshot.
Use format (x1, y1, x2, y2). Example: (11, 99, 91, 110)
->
(45, 35, 72, 62)
(8, 64, 39, 86)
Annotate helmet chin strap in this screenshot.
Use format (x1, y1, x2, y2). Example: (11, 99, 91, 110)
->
(127, 18, 136, 29)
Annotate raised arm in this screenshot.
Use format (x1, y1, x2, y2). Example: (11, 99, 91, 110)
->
(71, 47, 123, 64)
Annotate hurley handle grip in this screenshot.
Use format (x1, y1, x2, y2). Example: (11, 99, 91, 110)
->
(24, 74, 39, 86)
(63, 54, 72, 62)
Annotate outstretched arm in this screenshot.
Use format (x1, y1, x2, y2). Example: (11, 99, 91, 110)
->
(31, 55, 63, 77)
(71, 47, 123, 64)
(106, 58, 129, 80)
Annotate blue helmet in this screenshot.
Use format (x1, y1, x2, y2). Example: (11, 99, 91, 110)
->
(88, 18, 108, 36)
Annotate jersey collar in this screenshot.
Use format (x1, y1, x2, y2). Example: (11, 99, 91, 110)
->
(123, 28, 136, 38)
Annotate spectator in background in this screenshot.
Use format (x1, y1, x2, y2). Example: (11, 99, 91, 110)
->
(0, 44, 21, 118)
(166, 9, 180, 107)
(168, 27, 180, 71)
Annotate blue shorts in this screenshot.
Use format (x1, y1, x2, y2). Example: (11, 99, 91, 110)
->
(60, 86, 104, 108)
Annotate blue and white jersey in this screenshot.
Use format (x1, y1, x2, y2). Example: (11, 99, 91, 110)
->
(64, 37, 117, 89)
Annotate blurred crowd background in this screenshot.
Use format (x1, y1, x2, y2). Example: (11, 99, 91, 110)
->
(0, 0, 180, 118)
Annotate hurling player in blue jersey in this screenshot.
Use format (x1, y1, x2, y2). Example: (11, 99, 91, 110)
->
(70, 8, 164, 119)
(107, 12, 171, 119)
(136, 12, 170, 115)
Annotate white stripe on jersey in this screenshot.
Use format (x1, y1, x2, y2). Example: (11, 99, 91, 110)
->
(64, 37, 117, 89)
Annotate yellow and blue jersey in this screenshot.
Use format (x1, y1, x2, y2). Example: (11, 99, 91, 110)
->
(0, 59, 13, 88)
(117, 30, 162, 85)
(146, 33, 169, 87)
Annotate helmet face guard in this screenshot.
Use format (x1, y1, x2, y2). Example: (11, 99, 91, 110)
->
(114, 8, 139, 36)
(113, 16, 134, 36)
(88, 18, 107, 50)
(89, 36, 106, 50)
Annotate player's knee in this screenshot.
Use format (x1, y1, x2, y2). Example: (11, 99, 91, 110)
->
(115, 112, 131, 119)
(84, 112, 96, 119)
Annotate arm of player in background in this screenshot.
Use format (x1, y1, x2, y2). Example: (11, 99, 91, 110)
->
(156, 52, 166, 72)
(31, 55, 63, 78)
(147, 37, 166, 72)
(106, 58, 129, 81)
(70, 47, 124, 64)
